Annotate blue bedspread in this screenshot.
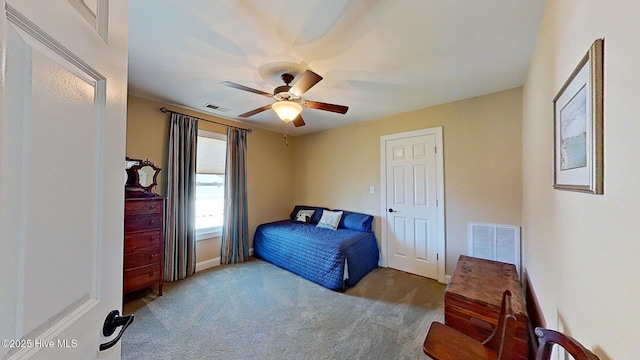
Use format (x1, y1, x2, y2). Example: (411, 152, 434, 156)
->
(254, 220, 380, 291)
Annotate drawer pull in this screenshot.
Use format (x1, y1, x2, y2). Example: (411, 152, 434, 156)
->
(149, 219, 156, 225)
(149, 205, 156, 210)
(149, 272, 155, 277)
(150, 254, 157, 259)
(149, 236, 155, 242)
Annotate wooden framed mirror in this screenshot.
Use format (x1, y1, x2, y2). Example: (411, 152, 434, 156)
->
(125, 157, 161, 197)
(124, 158, 139, 185)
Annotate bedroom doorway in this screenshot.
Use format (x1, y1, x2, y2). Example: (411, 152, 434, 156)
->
(380, 127, 445, 283)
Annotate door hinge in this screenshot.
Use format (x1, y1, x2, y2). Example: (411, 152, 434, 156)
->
(437, 253, 439, 261)
(436, 199, 439, 207)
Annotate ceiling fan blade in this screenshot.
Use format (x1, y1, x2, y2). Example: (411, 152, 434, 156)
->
(238, 104, 272, 118)
(289, 70, 323, 96)
(292, 115, 305, 127)
(221, 81, 272, 98)
(303, 100, 349, 114)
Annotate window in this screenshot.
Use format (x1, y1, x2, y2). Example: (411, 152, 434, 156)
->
(195, 130, 226, 240)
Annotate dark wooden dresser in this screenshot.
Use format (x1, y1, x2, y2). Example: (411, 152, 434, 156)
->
(124, 197, 165, 296)
(445, 255, 529, 359)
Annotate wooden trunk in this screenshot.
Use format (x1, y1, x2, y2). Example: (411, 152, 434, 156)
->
(445, 255, 529, 359)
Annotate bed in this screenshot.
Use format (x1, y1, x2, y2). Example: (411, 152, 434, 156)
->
(253, 205, 380, 291)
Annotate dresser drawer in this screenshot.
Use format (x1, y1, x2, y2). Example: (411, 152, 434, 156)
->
(124, 264, 162, 294)
(125, 230, 161, 251)
(125, 199, 163, 215)
(124, 246, 162, 270)
(125, 213, 162, 232)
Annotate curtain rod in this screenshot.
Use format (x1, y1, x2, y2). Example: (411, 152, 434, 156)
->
(160, 107, 252, 133)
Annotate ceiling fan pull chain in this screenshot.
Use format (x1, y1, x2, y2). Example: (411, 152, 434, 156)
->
(283, 124, 289, 148)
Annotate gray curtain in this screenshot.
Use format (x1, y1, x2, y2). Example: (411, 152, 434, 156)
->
(220, 127, 249, 264)
(165, 113, 198, 281)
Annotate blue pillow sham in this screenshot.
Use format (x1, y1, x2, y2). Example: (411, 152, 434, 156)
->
(335, 210, 373, 233)
(289, 205, 329, 225)
(289, 205, 373, 233)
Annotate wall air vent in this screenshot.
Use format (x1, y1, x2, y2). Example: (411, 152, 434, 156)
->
(468, 222, 521, 275)
(204, 103, 219, 110)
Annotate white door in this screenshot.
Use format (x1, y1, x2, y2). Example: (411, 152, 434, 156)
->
(380, 128, 445, 282)
(0, 1, 128, 359)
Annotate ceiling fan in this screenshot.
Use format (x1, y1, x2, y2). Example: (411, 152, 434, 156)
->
(221, 70, 348, 127)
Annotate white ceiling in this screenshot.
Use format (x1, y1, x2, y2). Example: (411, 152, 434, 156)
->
(128, 0, 547, 136)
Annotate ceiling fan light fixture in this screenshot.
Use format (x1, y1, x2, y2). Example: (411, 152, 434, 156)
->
(272, 101, 302, 123)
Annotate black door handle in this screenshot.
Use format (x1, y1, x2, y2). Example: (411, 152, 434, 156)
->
(388, 208, 399, 213)
(99, 310, 134, 351)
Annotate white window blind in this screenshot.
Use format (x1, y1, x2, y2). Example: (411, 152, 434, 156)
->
(197, 135, 226, 174)
(195, 130, 226, 240)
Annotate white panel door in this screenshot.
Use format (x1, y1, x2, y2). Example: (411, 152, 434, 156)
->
(0, 1, 128, 359)
(381, 128, 444, 281)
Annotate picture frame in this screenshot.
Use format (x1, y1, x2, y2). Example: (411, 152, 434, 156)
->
(553, 38, 604, 194)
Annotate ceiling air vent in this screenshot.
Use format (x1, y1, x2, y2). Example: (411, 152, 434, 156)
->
(203, 103, 230, 113)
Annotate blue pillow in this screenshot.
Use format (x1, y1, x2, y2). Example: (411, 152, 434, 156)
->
(335, 210, 374, 233)
(289, 205, 329, 224)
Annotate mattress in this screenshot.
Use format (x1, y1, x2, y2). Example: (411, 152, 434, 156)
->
(253, 220, 380, 291)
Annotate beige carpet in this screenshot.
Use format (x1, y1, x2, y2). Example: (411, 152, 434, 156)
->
(123, 259, 445, 359)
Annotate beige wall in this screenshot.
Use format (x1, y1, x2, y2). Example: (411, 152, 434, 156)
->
(128, 89, 522, 273)
(522, 1, 640, 358)
(293, 88, 523, 274)
(126, 97, 171, 195)
(126, 96, 295, 262)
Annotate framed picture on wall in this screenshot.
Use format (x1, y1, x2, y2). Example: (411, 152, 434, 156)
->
(553, 38, 604, 194)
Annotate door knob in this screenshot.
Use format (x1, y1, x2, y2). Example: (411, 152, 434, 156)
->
(388, 208, 399, 213)
(99, 310, 134, 351)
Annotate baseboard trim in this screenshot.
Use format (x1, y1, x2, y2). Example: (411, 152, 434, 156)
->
(195, 248, 255, 273)
(195, 257, 220, 272)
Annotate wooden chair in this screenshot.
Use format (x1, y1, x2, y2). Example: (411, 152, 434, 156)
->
(423, 290, 517, 360)
(534, 327, 600, 360)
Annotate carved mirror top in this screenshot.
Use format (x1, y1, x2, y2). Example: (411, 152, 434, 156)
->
(126, 157, 161, 197)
